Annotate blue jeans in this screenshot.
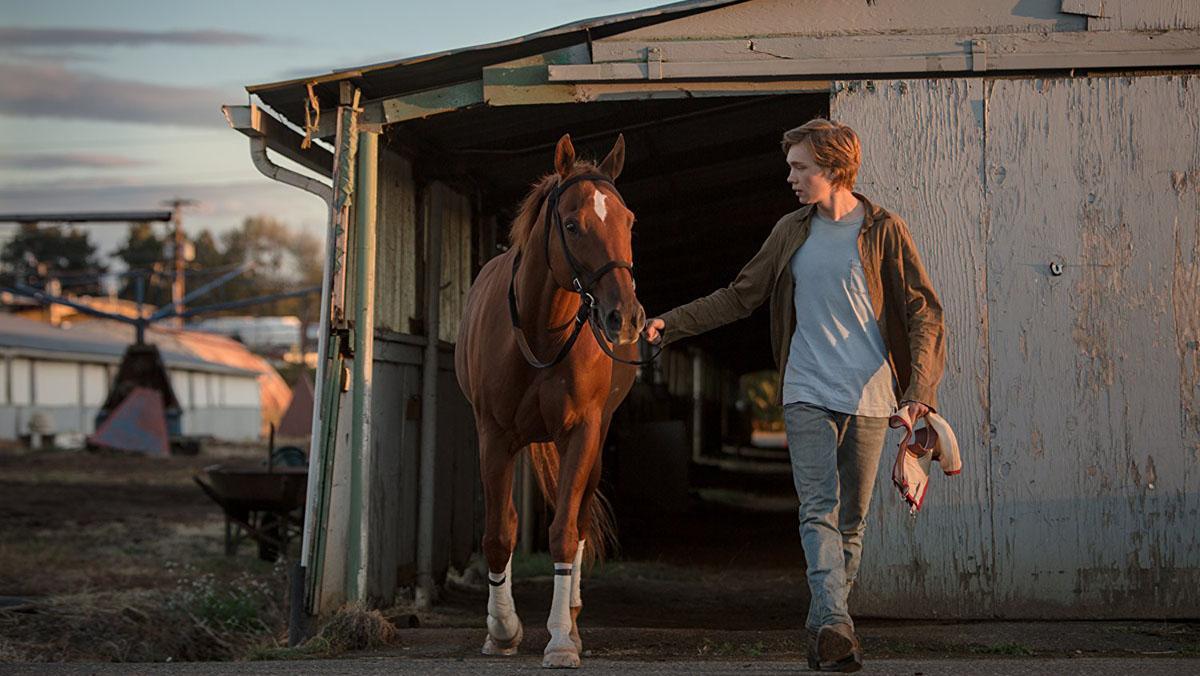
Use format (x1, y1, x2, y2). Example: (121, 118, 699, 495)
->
(784, 402, 889, 631)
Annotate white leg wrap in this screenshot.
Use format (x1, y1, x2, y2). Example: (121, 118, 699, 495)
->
(545, 563, 575, 650)
(486, 555, 520, 641)
(570, 540, 584, 608)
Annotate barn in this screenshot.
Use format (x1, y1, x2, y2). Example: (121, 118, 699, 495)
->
(0, 314, 269, 443)
(223, 0, 1200, 621)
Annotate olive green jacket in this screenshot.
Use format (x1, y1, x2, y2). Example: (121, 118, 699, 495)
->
(658, 193, 946, 410)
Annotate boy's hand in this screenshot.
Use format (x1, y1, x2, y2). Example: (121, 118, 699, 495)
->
(899, 400, 930, 421)
(643, 318, 665, 344)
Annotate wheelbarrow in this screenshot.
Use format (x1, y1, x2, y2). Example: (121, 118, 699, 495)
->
(194, 463, 308, 562)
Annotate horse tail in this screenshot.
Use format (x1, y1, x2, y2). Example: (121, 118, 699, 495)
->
(526, 442, 617, 565)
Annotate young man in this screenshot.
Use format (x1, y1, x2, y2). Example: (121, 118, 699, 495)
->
(644, 118, 946, 672)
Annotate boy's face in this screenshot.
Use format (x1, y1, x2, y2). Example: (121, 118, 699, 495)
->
(786, 141, 836, 205)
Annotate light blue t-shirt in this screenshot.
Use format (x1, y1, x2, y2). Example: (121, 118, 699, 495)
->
(782, 208, 897, 417)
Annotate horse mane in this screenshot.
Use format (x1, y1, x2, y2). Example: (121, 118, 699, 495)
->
(508, 161, 601, 251)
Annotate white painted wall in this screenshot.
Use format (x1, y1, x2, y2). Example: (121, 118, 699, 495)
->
(0, 355, 262, 442)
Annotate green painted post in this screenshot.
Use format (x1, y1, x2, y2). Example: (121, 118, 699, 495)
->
(346, 129, 378, 603)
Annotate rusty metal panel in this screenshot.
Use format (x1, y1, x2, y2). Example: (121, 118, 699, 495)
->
(374, 148, 418, 334)
(985, 74, 1199, 617)
(832, 77, 994, 618)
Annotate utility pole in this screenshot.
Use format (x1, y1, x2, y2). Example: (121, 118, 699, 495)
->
(164, 198, 196, 327)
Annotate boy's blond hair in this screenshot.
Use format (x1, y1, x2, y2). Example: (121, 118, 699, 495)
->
(781, 118, 861, 190)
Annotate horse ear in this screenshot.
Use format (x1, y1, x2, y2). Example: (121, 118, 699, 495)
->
(554, 134, 575, 178)
(599, 133, 625, 182)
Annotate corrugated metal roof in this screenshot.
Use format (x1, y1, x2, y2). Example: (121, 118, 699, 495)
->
(248, 0, 747, 127)
(0, 315, 255, 377)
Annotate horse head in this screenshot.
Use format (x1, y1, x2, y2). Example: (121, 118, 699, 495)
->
(548, 133, 645, 346)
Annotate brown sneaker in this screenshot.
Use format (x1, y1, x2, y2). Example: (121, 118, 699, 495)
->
(816, 623, 863, 672)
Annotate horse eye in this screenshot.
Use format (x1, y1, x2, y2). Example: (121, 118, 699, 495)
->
(564, 220, 579, 233)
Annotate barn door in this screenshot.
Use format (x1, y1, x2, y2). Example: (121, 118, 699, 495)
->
(983, 75, 1199, 617)
(833, 74, 1200, 618)
(832, 78, 994, 617)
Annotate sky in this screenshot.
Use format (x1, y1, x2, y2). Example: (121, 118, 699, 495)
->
(0, 0, 657, 268)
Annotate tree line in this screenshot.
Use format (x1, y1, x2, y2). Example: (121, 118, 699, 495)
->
(0, 217, 323, 321)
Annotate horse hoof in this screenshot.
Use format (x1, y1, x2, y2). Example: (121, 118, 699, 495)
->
(482, 622, 523, 656)
(542, 648, 581, 669)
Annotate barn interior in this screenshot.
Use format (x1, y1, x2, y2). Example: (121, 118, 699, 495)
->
(391, 92, 829, 561)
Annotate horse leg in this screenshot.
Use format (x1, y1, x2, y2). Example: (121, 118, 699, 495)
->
(569, 442, 605, 654)
(543, 419, 600, 669)
(479, 431, 522, 656)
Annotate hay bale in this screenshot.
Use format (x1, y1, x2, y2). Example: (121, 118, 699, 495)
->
(316, 603, 398, 654)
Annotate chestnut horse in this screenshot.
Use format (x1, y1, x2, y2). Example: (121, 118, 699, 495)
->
(455, 134, 645, 668)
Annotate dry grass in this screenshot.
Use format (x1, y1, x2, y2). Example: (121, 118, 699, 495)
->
(0, 446, 290, 662)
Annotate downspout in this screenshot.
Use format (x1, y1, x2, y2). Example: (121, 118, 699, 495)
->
(242, 140, 335, 564)
(248, 137, 333, 205)
(415, 184, 443, 608)
(347, 130, 378, 603)
(242, 133, 336, 641)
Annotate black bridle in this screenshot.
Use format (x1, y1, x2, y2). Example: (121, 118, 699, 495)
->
(507, 172, 660, 369)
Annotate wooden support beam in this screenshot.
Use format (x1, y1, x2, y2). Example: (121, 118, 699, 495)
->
(381, 80, 484, 123)
(563, 29, 1200, 81)
(482, 44, 590, 106)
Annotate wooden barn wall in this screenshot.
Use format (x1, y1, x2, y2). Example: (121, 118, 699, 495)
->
(357, 164, 477, 605)
(1083, 0, 1200, 31)
(365, 334, 479, 604)
(833, 74, 1199, 618)
(834, 77, 994, 619)
(374, 147, 419, 335)
(430, 182, 474, 343)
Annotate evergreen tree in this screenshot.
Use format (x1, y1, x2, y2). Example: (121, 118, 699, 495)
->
(0, 223, 107, 296)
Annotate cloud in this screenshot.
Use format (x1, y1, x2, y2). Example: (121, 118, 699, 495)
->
(0, 153, 148, 170)
(0, 27, 269, 48)
(0, 63, 230, 127)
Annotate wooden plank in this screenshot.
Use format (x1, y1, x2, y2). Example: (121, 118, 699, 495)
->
(832, 77, 994, 618)
(555, 32, 1200, 81)
(985, 74, 1200, 617)
(483, 44, 590, 107)
(592, 30, 1200, 65)
(373, 148, 417, 334)
(1087, 0, 1200, 30)
(366, 359, 402, 603)
(382, 80, 484, 124)
(613, 0, 1084, 40)
(435, 183, 473, 344)
(1060, 0, 1104, 17)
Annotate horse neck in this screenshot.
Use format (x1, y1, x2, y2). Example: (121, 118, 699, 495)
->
(513, 217, 579, 345)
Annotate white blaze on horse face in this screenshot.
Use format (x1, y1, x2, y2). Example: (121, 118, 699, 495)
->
(592, 189, 608, 223)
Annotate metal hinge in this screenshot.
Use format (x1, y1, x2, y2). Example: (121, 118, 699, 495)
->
(972, 39, 988, 72)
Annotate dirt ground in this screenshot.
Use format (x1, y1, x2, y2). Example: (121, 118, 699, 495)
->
(0, 444, 290, 662)
(2, 444, 1198, 667)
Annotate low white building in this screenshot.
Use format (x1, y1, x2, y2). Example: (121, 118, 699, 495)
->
(0, 315, 263, 443)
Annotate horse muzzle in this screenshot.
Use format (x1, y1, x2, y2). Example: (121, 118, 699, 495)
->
(597, 301, 646, 346)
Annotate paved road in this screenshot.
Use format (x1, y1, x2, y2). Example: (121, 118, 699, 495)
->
(7, 657, 1196, 675)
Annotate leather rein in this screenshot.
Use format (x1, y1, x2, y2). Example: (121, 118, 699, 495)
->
(506, 172, 660, 369)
